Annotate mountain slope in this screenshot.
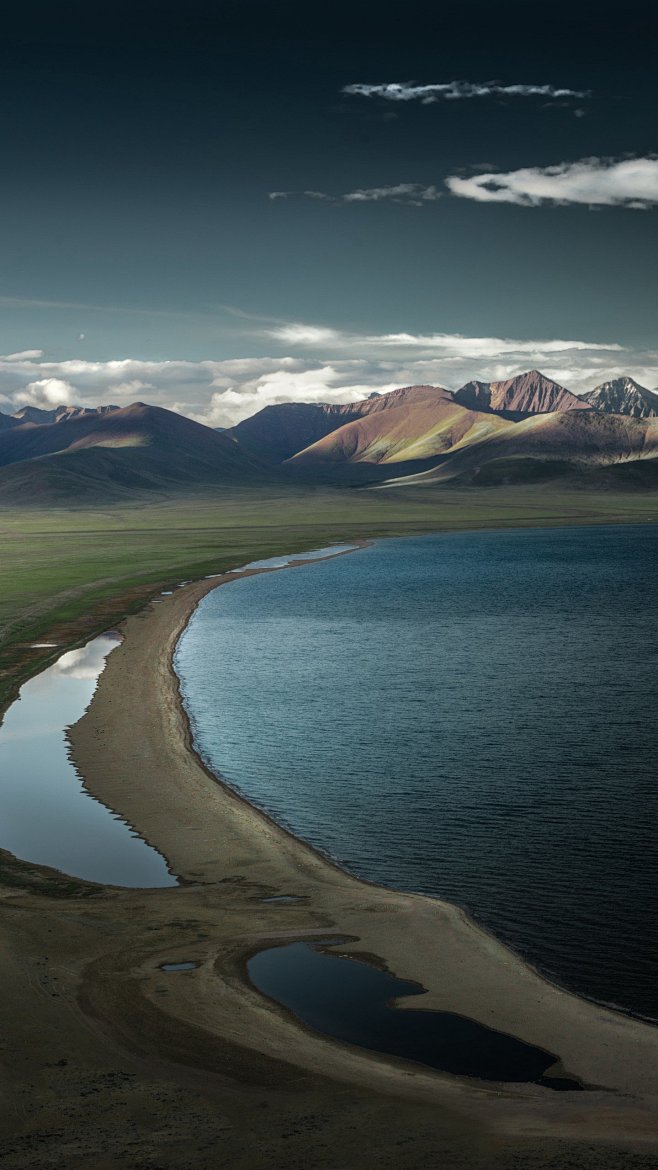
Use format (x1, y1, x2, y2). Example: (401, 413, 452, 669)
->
(454, 370, 590, 417)
(228, 402, 362, 462)
(582, 377, 658, 418)
(227, 385, 448, 462)
(286, 389, 509, 471)
(0, 402, 276, 502)
(383, 410, 658, 487)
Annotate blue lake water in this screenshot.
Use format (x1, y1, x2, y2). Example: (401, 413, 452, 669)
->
(0, 634, 176, 887)
(176, 525, 658, 1020)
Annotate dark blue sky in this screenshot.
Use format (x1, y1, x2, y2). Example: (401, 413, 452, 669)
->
(0, 0, 656, 421)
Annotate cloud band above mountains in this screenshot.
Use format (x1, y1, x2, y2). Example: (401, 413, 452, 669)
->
(342, 81, 589, 103)
(1, 330, 655, 429)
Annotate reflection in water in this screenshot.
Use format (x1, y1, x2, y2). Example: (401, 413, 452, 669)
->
(0, 634, 176, 887)
(55, 636, 121, 680)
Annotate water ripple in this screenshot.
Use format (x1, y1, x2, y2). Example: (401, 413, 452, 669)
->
(177, 525, 658, 1019)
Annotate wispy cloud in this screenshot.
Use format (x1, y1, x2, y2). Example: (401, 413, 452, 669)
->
(0, 295, 213, 319)
(268, 190, 333, 202)
(344, 184, 441, 205)
(268, 183, 441, 206)
(342, 81, 589, 104)
(447, 157, 658, 208)
(266, 324, 624, 359)
(0, 349, 44, 361)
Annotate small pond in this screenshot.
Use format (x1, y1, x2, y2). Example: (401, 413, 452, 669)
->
(248, 940, 581, 1090)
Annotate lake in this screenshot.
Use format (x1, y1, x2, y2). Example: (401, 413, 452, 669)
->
(176, 525, 658, 1019)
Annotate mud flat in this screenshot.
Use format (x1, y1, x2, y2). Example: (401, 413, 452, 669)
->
(1, 547, 658, 1169)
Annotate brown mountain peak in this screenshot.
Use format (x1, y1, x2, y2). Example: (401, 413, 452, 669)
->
(455, 370, 590, 417)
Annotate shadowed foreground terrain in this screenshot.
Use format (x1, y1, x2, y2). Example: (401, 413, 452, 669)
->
(5, 854, 658, 1170)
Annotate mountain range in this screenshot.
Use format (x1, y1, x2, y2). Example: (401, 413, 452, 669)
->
(1, 371, 658, 502)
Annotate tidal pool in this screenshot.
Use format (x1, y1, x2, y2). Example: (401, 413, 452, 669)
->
(0, 634, 176, 887)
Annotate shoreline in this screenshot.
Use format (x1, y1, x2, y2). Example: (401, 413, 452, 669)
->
(172, 530, 658, 1031)
(64, 536, 658, 1146)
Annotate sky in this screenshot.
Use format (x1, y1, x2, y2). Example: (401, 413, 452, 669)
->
(1, 0, 657, 426)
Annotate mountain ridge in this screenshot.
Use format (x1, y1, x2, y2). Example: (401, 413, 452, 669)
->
(2, 368, 658, 501)
(11, 403, 122, 426)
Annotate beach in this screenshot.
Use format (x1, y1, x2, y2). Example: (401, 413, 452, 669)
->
(2, 550, 658, 1167)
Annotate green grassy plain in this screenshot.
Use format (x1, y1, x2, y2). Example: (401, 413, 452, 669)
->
(1, 483, 657, 711)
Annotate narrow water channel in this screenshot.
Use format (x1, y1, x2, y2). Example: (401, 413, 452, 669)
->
(0, 634, 176, 887)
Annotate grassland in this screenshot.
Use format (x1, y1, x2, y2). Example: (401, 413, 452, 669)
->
(1, 482, 657, 712)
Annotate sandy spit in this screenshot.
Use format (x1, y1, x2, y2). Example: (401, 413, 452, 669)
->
(1, 545, 658, 1169)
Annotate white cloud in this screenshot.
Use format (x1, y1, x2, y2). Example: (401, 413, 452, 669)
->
(342, 81, 589, 103)
(370, 333, 621, 355)
(270, 158, 658, 213)
(0, 338, 655, 429)
(447, 157, 658, 208)
(269, 325, 339, 345)
(195, 366, 404, 428)
(267, 183, 441, 206)
(15, 377, 75, 408)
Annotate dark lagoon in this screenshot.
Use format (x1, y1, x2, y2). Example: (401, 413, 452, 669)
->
(0, 634, 176, 887)
(248, 939, 581, 1089)
(176, 525, 658, 1020)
